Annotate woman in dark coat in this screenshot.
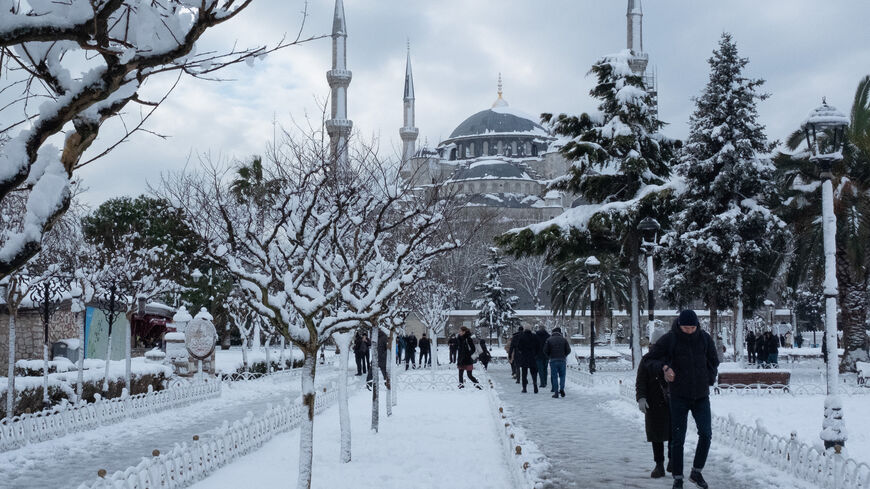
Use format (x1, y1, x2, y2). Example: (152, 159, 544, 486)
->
(456, 326, 482, 389)
(636, 329, 671, 478)
(516, 328, 541, 393)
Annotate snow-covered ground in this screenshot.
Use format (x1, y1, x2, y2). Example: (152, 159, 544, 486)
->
(189, 388, 512, 489)
(712, 394, 870, 464)
(0, 370, 338, 489)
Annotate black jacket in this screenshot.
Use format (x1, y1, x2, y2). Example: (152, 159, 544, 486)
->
(419, 337, 431, 352)
(508, 332, 522, 362)
(456, 333, 476, 367)
(534, 330, 550, 359)
(766, 334, 779, 354)
(543, 332, 571, 360)
(516, 330, 541, 368)
(406, 335, 418, 352)
(636, 346, 671, 443)
(375, 331, 388, 369)
(643, 322, 719, 400)
(448, 335, 458, 351)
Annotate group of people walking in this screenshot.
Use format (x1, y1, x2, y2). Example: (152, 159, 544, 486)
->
(636, 310, 720, 489)
(395, 332, 433, 370)
(745, 330, 783, 367)
(505, 325, 571, 398)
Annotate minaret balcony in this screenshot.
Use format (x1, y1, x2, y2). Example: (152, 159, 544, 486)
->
(326, 119, 353, 134)
(400, 127, 419, 140)
(327, 69, 353, 86)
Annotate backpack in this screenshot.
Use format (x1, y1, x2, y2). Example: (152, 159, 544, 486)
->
(470, 338, 481, 363)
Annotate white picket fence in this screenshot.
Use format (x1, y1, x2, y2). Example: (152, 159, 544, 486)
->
(0, 380, 221, 452)
(483, 376, 540, 489)
(617, 383, 870, 489)
(77, 384, 343, 489)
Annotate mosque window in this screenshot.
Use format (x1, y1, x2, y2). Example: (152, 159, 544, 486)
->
(504, 146, 511, 157)
(532, 144, 538, 156)
(450, 148, 457, 160)
(482, 141, 488, 155)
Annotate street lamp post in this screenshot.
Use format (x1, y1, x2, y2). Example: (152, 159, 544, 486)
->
(95, 279, 129, 392)
(586, 256, 600, 374)
(803, 98, 849, 450)
(29, 278, 68, 409)
(638, 217, 660, 348)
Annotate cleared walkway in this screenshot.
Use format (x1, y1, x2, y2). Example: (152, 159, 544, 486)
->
(489, 366, 815, 489)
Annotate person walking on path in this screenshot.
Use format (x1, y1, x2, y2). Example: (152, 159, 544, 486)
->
(756, 332, 768, 368)
(418, 333, 432, 367)
(405, 333, 418, 370)
(517, 327, 541, 393)
(636, 326, 672, 479)
(765, 331, 780, 366)
(448, 333, 458, 363)
(508, 326, 523, 383)
(534, 324, 550, 389)
(396, 334, 406, 365)
(353, 332, 368, 376)
(644, 309, 719, 489)
(543, 327, 570, 398)
(456, 326, 482, 389)
(745, 330, 756, 364)
(478, 338, 492, 370)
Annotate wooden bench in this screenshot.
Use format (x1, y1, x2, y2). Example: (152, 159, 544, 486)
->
(716, 370, 791, 392)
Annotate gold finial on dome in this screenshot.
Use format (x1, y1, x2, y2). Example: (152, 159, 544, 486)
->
(492, 73, 508, 108)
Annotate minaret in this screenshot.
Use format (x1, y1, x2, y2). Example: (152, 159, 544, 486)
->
(626, 0, 648, 74)
(326, 0, 352, 167)
(399, 42, 418, 163)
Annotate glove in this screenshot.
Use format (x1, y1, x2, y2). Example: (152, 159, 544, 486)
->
(637, 398, 649, 413)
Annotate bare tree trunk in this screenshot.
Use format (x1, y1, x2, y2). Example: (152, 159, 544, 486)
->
(370, 324, 380, 433)
(241, 337, 249, 372)
(6, 314, 16, 417)
(839, 281, 870, 372)
(296, 352, 317, 489)
(124, 322, 131, 392)
(710, 299, 723, 362)
(388, 330, 397, 408)
(629, 271, 641, 369)
(265, 336, 272, 374)
(333, 332, 352, 463)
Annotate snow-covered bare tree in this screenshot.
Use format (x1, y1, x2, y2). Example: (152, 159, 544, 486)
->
(0, 0, 320, 280)
(507, 254, 552, 309)
(160, 128, 458, 489)
(412, 280, 456, 366)
(473, 248, 520, 348)
(225, 289, 256, 371)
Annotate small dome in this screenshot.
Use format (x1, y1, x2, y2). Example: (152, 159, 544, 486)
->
(449, 107, 547, 139)
(452, 159, 532, 180)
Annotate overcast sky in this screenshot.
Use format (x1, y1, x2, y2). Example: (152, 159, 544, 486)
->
(73, 0, 870, 206)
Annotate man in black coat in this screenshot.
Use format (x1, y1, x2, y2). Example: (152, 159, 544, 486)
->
(534, 325, 550, 389)
(766, 331, 780, 366)
(508, 327, 523, 383)
(418, 333, 432, 367)
(636, 327, 671, 478)
(353, 332, 367, 376)
(448, 334, 459, 363)
(516, 328, 541, 393)
(404, 333, 417, 370)
(644, 310, 718, 489)
(745, 331, 756, 364)
(756, 333, 768, 368)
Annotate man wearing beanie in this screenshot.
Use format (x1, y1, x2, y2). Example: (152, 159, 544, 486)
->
(644, 310, 719, 489)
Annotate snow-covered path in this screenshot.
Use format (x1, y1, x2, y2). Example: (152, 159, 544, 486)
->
(489, 367, 817, 489)
(0, 371, 337, 489)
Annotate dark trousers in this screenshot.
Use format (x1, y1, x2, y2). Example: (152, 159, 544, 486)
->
(458, 368, 478, 384)
(366, 364, 389, 387)
(419, 350, 431, 366)
(670, 395, 712, 478)
(354, 353, 366, 374)
(549, 359, 566, 392)
(405, 350, 416, 369)
(536, 357, 548, 387)
(747, 345, 755, 363)
(396, 347, 404, 365)
(521, 365, 538, 389)
(449, 348, 457, 363)
(652, 441, 671, 464)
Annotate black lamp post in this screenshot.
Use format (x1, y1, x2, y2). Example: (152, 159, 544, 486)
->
(638, 217, 661, 347)
(586, 256, 600, 374)
(94, 279, 129, 392)
(803, 99, 849, 450)
(29, 277, 68, 409)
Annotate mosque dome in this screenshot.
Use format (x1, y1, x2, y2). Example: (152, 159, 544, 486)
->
(449, 106, 547, 139)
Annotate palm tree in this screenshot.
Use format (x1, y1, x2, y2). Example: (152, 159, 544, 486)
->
(776, 76, 870, 371)
(550, 255, 631, 341)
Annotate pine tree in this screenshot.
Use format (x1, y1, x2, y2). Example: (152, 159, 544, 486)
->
(499, 50, 679, 367)
(473, 248, 520, 349)
(661, 33, 789, 359)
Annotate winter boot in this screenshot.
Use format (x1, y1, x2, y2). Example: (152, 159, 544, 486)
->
(559, 389, 565, 397)
(521, 387, 527, 393)
(458, 383, 465, 389)
(533, 384, 538, 394)
(689, 470, 708, 489)
(672, 478, 683, 489)
(667, 459, 673, 473)
(552, 393, 559, 398)
(650, 463, 665, 478)
(474, 384, 483, 390)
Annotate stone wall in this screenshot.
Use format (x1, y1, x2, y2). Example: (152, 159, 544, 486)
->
(0, 308, 83, 368)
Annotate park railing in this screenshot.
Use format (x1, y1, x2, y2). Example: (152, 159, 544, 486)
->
(617, 383, 870, 489)
(0, 380, 221, 453)
(77, 382, 345, 489)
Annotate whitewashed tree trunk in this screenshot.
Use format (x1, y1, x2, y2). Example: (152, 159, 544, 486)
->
(265, 337, 272, 374)
(735, 275, 745, 362)
(76, 313, 85, 402)
(241, 337, 249, 372)
(386, 335, 393, 415)
(253, 320, 262, 349)
(333, 332, 352, 463)
(630, 274, 641, 369)
(297, 353, 317, 489)
(288, 341, 295, 368)
(103, 334, 113, 392)
(388, 331, 397, 408)
(124, 322, 131, 392)
(279, 336, 286, 367)
(370, 324, 380, 433)
(6, 315, 16, 417)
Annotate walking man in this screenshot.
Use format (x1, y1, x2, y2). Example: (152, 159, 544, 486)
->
(745, 330, 756, 364)
(544, 327, 570, 398)
(404, 333, 417, 370)
(448, 333, 458, 364)
(517, 326, 541, 393)
(418, 333, 432, 367)
(644, 310, 719, 489)
(396, 334, 406, 365)
(353, 332, 367, 376)
(534, 324, 550, 389)
(508, 326, 523, 383)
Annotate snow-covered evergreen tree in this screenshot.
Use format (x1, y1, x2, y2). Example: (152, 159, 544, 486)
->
(498, 50, 679, 367)
(660, 33, 788, 359)
(473, 248, 520, 348)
